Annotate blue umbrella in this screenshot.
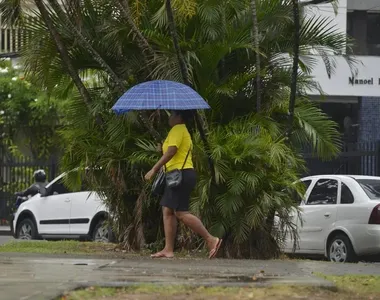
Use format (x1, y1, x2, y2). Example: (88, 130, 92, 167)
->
(112, 80, 210, 115)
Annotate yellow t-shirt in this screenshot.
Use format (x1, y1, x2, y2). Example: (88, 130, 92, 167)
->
(163, 124, 193, 172)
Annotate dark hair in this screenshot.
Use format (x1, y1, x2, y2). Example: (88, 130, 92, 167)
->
(171, 110, 195, 125)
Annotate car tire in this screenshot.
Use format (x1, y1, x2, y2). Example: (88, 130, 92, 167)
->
(16, 218, 38, 240)
(327, 234, 357, 263)
(92, 220, 113, 243)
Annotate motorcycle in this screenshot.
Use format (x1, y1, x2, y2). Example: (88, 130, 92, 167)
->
(14, 195, 29, 209)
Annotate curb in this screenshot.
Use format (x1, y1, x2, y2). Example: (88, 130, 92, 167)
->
(55, 279, 337, 300)
(57, 277, 337, 295)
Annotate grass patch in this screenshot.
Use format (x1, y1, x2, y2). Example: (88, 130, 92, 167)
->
(60, 283, 380, 300)
(0, 240, 119, 255)
(318, 273, 380, 295)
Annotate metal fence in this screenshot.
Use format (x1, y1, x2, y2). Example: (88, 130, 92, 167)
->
(1, 142, 380, 223)
(0, 156, 58, 223)
(303, 141, 380, 177)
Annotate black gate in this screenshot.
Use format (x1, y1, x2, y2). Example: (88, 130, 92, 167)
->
(303, 142, 380, 177)
(0, 156, 58, 224)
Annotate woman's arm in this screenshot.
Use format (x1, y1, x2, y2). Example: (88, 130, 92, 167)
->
(144, 146, 177, 180)
(152, 146, 177, 173)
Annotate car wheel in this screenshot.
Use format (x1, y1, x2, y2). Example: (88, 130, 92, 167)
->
(16, 218, 38, 240)
(92, 220, 111, 243)
(328, 234, 357, 263)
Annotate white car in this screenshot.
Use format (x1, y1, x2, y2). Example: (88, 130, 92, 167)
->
(11, 172, 112, 242)
(283, 175, 380, 263)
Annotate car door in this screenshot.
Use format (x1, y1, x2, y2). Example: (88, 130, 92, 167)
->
(36, 179, 72, 235)
(69, 190, 103, 235)
(283, 179, 313, 251)
(298, 178, 339, 251)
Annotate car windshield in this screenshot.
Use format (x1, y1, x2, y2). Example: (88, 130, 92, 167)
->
(357, 179, 380, 200)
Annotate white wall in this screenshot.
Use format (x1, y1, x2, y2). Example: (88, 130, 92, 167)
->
(304, 1, 380, 98)
(308, 56, 380, 97)
(348, 0, 380, 12)
(305, 0, 347, 36)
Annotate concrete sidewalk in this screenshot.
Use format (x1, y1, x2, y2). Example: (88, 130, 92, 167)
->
(1, 253, 380, 300)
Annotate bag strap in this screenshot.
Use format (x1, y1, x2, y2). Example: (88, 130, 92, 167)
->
(181, 145, 192, 170)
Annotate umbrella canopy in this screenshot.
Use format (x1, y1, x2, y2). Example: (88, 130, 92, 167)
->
(112, 80, 210, 115)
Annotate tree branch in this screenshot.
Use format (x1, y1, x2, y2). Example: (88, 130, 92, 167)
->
(34, 0, 93, 110)
(287, 0, 300, 137)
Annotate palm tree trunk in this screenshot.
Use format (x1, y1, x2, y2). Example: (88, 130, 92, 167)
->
(287, 0, 300, 137)
(265, 0, 301, 237)
(164, 0, 215, 182)
(33, 0, 93, 110)
(251, 0, 261, 112)
(48, 0, 161, 142)
(116, 0, 155, 66)
(164, 0, 190, 86)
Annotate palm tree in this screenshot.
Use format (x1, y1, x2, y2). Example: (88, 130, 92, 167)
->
(7, 0, 350, 257)
(34, 0, 94, 110)
(288, 0, 340, 136)
(115, 0, 155, 71)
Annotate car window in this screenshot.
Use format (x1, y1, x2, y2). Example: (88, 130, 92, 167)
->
(356, 179, 380, 200)
(303, 180, 312, 190)
(340, 183, 355, 204)
(285, 180, 312, 205)
(294, 180, 312, 205)
(48, 178, 72, 195)
(307, 179, 338, 205)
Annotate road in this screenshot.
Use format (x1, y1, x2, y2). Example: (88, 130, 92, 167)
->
(0, 235, 12, 245)
(2, 252, 380, 300)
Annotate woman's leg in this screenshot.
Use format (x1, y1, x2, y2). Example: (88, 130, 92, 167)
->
(175, 211, 219, 251)
(151, 206, 177, 258)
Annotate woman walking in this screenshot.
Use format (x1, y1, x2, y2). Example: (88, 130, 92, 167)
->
(144, 110, 222, 259)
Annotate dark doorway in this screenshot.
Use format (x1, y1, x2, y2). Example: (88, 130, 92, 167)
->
(318, 102, 359, 143)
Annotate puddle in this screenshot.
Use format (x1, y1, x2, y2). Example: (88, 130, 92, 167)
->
(105, 273, 271, 284)
(217, 275, 267, 283)
(29, 259, 115, 266)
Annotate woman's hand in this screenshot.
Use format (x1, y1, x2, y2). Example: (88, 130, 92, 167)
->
(144, 168, 157, 181)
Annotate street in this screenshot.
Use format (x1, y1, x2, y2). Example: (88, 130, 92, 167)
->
(1, 252, 380, 300)
(0, 235, 12, 245)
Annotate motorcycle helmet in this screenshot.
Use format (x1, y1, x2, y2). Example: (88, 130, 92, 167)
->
(34, 169, 47, 182)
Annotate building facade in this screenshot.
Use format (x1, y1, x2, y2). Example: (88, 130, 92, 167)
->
(307, 0, 380, 143)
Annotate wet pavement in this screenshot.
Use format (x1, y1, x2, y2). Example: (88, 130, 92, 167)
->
(0, 236, 12, 245)
(2, 253, 380, 300)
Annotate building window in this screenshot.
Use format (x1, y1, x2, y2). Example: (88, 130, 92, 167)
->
(367, 13, 380, 56)
(347, 12, 353, 37)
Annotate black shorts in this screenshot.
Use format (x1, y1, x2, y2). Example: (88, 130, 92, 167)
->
(160, 169, 197, 211)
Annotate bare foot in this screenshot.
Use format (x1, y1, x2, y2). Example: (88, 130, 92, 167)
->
(150, 250, 174, 259)
(207, 237, 220, 251)
(208, 237, 222, 259)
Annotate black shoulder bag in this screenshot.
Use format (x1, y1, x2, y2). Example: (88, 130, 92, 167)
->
(151, 147, 192, 196)
(165, 147, 191, 189)
(151, 168, 165, 196)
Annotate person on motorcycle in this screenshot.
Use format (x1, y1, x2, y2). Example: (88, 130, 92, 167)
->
(15, 170, 48, 205)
